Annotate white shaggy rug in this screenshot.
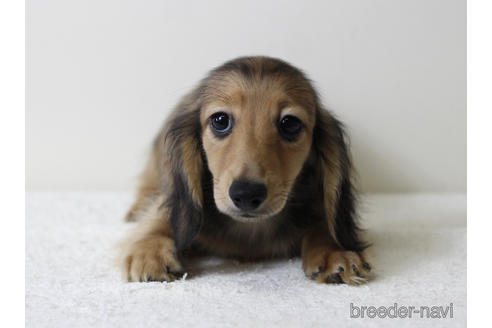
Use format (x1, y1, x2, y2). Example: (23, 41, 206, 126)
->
(26, 192, 466, 328)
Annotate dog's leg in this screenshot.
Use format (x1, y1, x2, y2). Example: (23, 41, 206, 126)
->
(301, 228, 371, 285)
(124, 150, 160, 222)
(121, 196, 184, 282)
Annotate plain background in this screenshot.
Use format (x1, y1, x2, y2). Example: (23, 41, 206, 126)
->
(26, 0, 466, 193)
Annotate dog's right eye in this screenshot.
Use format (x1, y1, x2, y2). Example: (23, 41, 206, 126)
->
(210, 112, 233, 136)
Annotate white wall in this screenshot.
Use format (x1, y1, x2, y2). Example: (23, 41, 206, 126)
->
(26, 0, 466, 192)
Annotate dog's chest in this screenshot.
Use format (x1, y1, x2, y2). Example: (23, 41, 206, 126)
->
(195, 214, 306, 260)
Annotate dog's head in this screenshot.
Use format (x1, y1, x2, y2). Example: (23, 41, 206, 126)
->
(164, 57, 354, 250)
(199, 58, 317, 221)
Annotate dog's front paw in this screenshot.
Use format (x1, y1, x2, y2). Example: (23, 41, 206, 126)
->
(303, 249, 371, 285)
(123, 236, 184, 282)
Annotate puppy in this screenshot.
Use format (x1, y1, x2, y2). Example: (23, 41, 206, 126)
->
(120, 56, 371, 285)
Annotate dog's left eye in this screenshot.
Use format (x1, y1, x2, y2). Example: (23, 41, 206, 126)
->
(278, 115, 303, 141)
(210, 112, 233, 136)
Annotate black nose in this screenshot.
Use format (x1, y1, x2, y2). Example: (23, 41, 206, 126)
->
(228, 180, 267, 211)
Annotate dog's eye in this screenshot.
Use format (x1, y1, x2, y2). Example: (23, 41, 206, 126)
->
(278, 115, 303, 141)
(210, 112, 233, 136)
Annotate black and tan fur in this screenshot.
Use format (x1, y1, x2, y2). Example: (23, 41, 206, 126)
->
(120, 56, 371, 285)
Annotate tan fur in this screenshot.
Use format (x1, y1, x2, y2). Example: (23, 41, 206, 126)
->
(124, 150, 160, 222)
(181, 136, 203, 205)
(319, 134, 344, 246)
(119, 57, 371, 284)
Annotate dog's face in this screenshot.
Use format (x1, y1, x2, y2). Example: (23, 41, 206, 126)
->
(199, 64, 316, 222)
(162, 57, 364, 253)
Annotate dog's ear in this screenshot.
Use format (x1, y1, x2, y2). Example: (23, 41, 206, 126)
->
(313, 108, 367, 252)
(161, 89, 204, 251)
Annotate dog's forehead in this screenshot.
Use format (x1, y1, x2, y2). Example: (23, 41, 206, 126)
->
(200, 71, 316, 126)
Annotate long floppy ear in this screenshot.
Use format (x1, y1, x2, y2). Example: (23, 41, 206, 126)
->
(159, 89, 204, 251)
(313, 108, 367, 252)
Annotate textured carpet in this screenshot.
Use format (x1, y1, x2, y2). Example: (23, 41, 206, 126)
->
(26, 192, 466, 328)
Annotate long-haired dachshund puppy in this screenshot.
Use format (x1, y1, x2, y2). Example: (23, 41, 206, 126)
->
(120, 56, 371, 285)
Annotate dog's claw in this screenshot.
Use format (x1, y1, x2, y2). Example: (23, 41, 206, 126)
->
(325, 273, 343, 284)
(352, 264, 361, 277)
(310, 265, 324, 279)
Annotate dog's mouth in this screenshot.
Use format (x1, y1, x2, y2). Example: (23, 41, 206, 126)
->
(230, 212, 271, 223)
(224, 206, 284, 223)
